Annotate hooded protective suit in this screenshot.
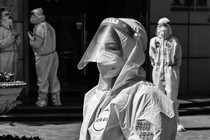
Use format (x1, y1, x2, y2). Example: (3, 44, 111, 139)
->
(28, 8, 61, 107)
(78, 17, 177, 140)
(0, 11, 21, 79)
(149, 17, 182, 128)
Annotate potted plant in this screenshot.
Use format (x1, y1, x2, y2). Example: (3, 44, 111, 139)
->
(0, 72, 26, 114)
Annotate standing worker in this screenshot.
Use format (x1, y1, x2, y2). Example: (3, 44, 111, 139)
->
(149, 17, 184, 132)
(78, 17, 177, 140)
(28, 8, 61, 107)
(0, 10, 21, 79)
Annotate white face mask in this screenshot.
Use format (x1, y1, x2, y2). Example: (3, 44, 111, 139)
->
(97, 58, 124, 79)
(157, 25, 170, 39)
(1, 15, 13, 29)
(96, 31, 124, 79)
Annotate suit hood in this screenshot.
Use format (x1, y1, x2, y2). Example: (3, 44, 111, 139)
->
(77, 17, 148, 94)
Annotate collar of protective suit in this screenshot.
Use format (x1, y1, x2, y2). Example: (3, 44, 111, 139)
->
(80, 83, 176, 140)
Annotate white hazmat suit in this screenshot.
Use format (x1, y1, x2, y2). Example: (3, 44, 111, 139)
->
(149, 17, 183, 131)
(0, 11, 21, 79)
(78, 17, 177, 140)
(28, 8, 61, 107)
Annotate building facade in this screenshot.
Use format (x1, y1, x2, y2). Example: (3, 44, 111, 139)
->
(0, 0, 209, 98)
(149, 0, 210, 96)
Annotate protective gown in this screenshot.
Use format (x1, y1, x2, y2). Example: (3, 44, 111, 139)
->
(0, 11, 21, 79)
(149, 21, 182, 109)
(29, 8, 61, 106)
(78, 18, 177, 140)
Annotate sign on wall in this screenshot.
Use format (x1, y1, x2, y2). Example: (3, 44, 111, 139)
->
(150, 0, 210, 95)
(150, 0, 210, 23)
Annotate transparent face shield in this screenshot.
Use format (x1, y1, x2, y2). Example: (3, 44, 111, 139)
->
(77, 25, 123, 69)
(156, 24, 172, 39)
(1, 11, 13, 29)
(30, 12, 39, 24)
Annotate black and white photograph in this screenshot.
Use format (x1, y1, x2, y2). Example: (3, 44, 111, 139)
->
(0, 0, 210, 140)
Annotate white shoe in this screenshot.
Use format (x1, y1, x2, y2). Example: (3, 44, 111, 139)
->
(177, 124, 186, 132)
(36, 101, 47, 107)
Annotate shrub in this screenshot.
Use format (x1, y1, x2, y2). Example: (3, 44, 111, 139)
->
(0, 134, 43, 140)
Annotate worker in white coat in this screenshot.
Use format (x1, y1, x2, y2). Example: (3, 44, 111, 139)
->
(28, 8, 61, 107)
(0, 10, 21, 80)
(149, 17, 184, 132)
(78, 17, 177, 140)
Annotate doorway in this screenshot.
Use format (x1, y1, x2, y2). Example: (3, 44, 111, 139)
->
(28, 0, 89, 98)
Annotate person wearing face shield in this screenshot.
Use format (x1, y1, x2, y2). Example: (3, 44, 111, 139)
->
(0, 10, 21, 80)
(78, 17, 177, 140)
(28, 8, 61, 107)
(149, 17, 184, 132)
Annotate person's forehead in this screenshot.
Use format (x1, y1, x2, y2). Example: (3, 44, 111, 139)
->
(97, 27, 116, 40)
(159, 24, 168, 27)
(5, 13, 11, 15)
(158, 25, 169, 30)
(2, 11, 11, 16)
(30, 12, 38, 16)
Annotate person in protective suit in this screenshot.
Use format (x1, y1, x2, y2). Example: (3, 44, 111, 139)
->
(28, 8, 61, 107)
(78, 17, 177, 140)
(0, 10, 21, 80)
(149, 17, 184, 132)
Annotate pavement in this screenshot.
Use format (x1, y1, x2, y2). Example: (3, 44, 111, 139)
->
(0, 96, 210, 140)
(176, 95, 210, 140)
(176, 115, 210, 140)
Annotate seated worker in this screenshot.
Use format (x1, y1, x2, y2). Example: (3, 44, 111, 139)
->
(77, 17, 177, 140)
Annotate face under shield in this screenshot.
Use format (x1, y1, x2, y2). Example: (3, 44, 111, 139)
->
(30, 8, 45, 24)
(156, 24, 172, 39)
(1, 11, 13, 29)
(30, 12, 38, 24)
(77, 25, 123, 70)
(3, 12, 13, 20)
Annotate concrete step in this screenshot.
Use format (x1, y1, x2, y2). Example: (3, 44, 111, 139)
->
(178, 97, 210, 116)
(0, 97, 83, 122)
(179, 106, 210, 116)
(0, 112, 83, 122)
(2, 96, 210, 122)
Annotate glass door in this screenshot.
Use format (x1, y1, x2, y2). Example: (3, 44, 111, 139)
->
(28, 0, 89, 98)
